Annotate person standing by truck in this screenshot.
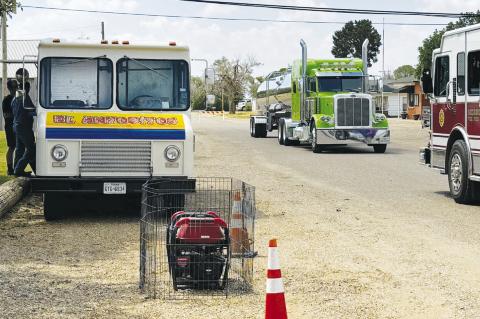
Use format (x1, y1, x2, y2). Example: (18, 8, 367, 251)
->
(2, 79, 18, 175)
(12, 71, 36, 177)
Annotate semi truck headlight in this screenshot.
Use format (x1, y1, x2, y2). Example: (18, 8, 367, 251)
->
(51, 145, 68, 161)
(375, 113, 386, 122)
(164, 145, 181, 162)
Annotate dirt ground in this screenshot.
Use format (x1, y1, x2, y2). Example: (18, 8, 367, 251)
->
(1, 115, 480, 318)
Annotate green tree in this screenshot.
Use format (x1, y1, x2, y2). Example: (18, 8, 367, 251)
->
(415, 11, 480, 77)
(213, 56, 260, 114)
(331, 20, 381, 67)
(0, 0, 20, 16)
(393, 64, 416, 80)
(190, 76, 206, 110)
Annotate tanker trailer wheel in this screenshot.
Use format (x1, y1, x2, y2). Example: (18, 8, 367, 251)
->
(448, 140, 480, 204)
(43, 193, 64, 221)
(373, 144, 387, 153)
(251, 117, 267, 138)
(310, 122, 323, 153)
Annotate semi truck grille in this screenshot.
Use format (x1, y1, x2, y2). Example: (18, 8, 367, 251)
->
(80, 141, 151, 173)
(336, 97, 370, 127)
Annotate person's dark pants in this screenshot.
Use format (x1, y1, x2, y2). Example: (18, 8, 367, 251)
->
(13, 124, 35, 175)
(4, 123, 16, 174)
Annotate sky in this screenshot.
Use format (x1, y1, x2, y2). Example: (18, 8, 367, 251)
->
(6, 0, 480, 78)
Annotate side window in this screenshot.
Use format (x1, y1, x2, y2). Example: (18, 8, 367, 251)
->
(468, 51, 480, 95)
(308, 78, 316, 92)
(457, 52, 465, 95)
(434, 55, 449, 97)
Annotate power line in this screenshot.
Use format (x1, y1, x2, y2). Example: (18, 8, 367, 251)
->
(20, 5, 448, 26)
(179, 0, 479, 19)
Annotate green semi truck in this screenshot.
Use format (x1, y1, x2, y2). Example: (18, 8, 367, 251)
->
(250, 39, 390, 153)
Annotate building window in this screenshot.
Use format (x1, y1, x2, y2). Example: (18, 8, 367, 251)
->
(408, 94, 419, 106)
(457, 52, 465, 95)
(468, 51, 480, 96)
(434, 55, 449, 97)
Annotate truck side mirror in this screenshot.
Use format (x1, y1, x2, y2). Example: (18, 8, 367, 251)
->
(421, 69, 433, 94)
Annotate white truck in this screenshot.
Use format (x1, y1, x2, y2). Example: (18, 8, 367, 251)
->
(29, 39, 194, 219)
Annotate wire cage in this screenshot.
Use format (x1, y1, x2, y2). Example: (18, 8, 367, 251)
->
(140, 177, 256, 299)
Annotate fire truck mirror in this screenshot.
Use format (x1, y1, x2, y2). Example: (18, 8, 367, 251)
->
(421, 69, 433, 94)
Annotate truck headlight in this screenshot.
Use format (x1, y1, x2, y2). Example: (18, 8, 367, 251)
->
(164, 145, 181, 162)
(51, 144, 68, 161)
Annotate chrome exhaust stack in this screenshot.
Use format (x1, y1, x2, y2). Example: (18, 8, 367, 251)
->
(362, 38, 369, 93)
(300, 39, 307, 123)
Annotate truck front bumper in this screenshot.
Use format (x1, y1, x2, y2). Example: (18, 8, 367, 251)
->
(31, 176, 194, 194)
(316, 128, 390, 145)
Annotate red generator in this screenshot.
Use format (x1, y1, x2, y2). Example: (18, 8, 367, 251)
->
(167, 211, 230, 290)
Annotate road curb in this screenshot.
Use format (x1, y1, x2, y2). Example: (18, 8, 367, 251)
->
(0, 177, 31, 219)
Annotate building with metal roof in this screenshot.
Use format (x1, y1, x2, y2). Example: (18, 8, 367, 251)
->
(0, 39, 39, 78)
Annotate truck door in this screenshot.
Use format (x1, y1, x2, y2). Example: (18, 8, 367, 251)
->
(466, 28, 480, 174)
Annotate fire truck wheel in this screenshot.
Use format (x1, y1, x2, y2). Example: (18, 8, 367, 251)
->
(373, 144, 387, 153)
(448, 140, 477, 204)
(278, 120, 285, 145)
(311, 123, 323, 153)
(43, 193, 64, 221)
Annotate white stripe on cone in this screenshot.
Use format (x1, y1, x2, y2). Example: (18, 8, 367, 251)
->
(266, 278, 284, 294)
(268, 247, 280, 269)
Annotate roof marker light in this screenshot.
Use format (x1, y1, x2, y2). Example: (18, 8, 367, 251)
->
(101, 40, 108, 44)
(169, 41, 176, 46)
(111, 40, 119, 44)
(122, 40, 130, 45)
(52, 38, 60, 43)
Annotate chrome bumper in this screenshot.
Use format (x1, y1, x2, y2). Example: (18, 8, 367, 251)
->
(316, 128, 390, 145)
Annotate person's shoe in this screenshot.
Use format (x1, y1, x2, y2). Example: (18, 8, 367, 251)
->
(14, 171, 32, 177)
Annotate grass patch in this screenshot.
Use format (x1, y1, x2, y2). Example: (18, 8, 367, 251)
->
(221, 111, 253, 119)
(0, 132, 13, 184)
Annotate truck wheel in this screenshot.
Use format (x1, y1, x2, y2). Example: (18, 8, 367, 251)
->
(43, 193, 64, 221)
(311, 123, 323, 153)
(448, 140, 477, 204)
(373, 144, 387, 153)
(250, 118, 255, 137)
(278, 120, 284, 145)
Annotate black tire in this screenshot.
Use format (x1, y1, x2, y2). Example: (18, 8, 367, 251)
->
(373, 144, 387, 153)
(249, 118, 255, 137)
(310, 122, 323, 153)
(43, 193, 64, 221)
(278, 120, 284, 145)
(448, 140, 479, 204)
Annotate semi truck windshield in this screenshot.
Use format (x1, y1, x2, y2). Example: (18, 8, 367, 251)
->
(318, 77, 362, 93)
(40, 57, 113, 109)
(117, 59, 189, 110)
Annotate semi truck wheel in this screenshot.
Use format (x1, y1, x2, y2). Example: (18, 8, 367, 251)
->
(448, 140, 479, 204)
(249, 118, 255, 137)
(43, 193, 64, 221)
(373, 144, 387, 153)
(310, 123, 323, 153)
(250, 118, 267, 138)
(278, 120, 284, 145)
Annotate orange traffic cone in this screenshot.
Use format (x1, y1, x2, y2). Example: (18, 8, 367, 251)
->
(230, 191, 250, 256)
(265, 239, 287, 319)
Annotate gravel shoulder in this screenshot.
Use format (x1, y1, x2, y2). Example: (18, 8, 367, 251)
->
(1, 115, 480, 318)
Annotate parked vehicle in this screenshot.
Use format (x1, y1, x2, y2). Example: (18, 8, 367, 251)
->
(420, 23, 480, 203)
(29, 39, 194, 219)
(250, 39, 390, 153)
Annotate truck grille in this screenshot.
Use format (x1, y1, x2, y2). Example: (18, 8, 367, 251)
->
(80, 141, 151, 174)
(336, 97, 370, 127)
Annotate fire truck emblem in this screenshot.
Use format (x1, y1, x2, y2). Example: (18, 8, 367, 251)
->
(439, 109, 445, 128)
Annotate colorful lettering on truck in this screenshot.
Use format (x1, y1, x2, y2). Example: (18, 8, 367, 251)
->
(31, 40, 194, 220)
(250, 39, 390, 153)
(420, 23, 480, 204)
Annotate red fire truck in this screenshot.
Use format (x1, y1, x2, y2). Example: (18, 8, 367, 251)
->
(420, 23, 480, 203)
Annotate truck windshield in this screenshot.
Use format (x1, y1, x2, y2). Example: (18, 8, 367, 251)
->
(117, 58, 189, 110)
(40, 57, 113, 109)
(317, 77, 363, 93)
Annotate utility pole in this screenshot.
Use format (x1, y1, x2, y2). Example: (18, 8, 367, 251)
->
(101, 21, 105, 41)
(1, 4, 7, 101)
(381, 17, 385, 115)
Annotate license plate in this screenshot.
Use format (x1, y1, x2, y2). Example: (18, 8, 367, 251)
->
(103, 182, 126, 194)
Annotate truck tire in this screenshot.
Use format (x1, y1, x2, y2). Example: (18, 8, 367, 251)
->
(373, 144, 387, 153)
(278, 120, 284, 145)
(310, 123, 323, 153)
(43, 193, 64, 221)
(448, 140, 479, 204)
(250, 118, 267, 138)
